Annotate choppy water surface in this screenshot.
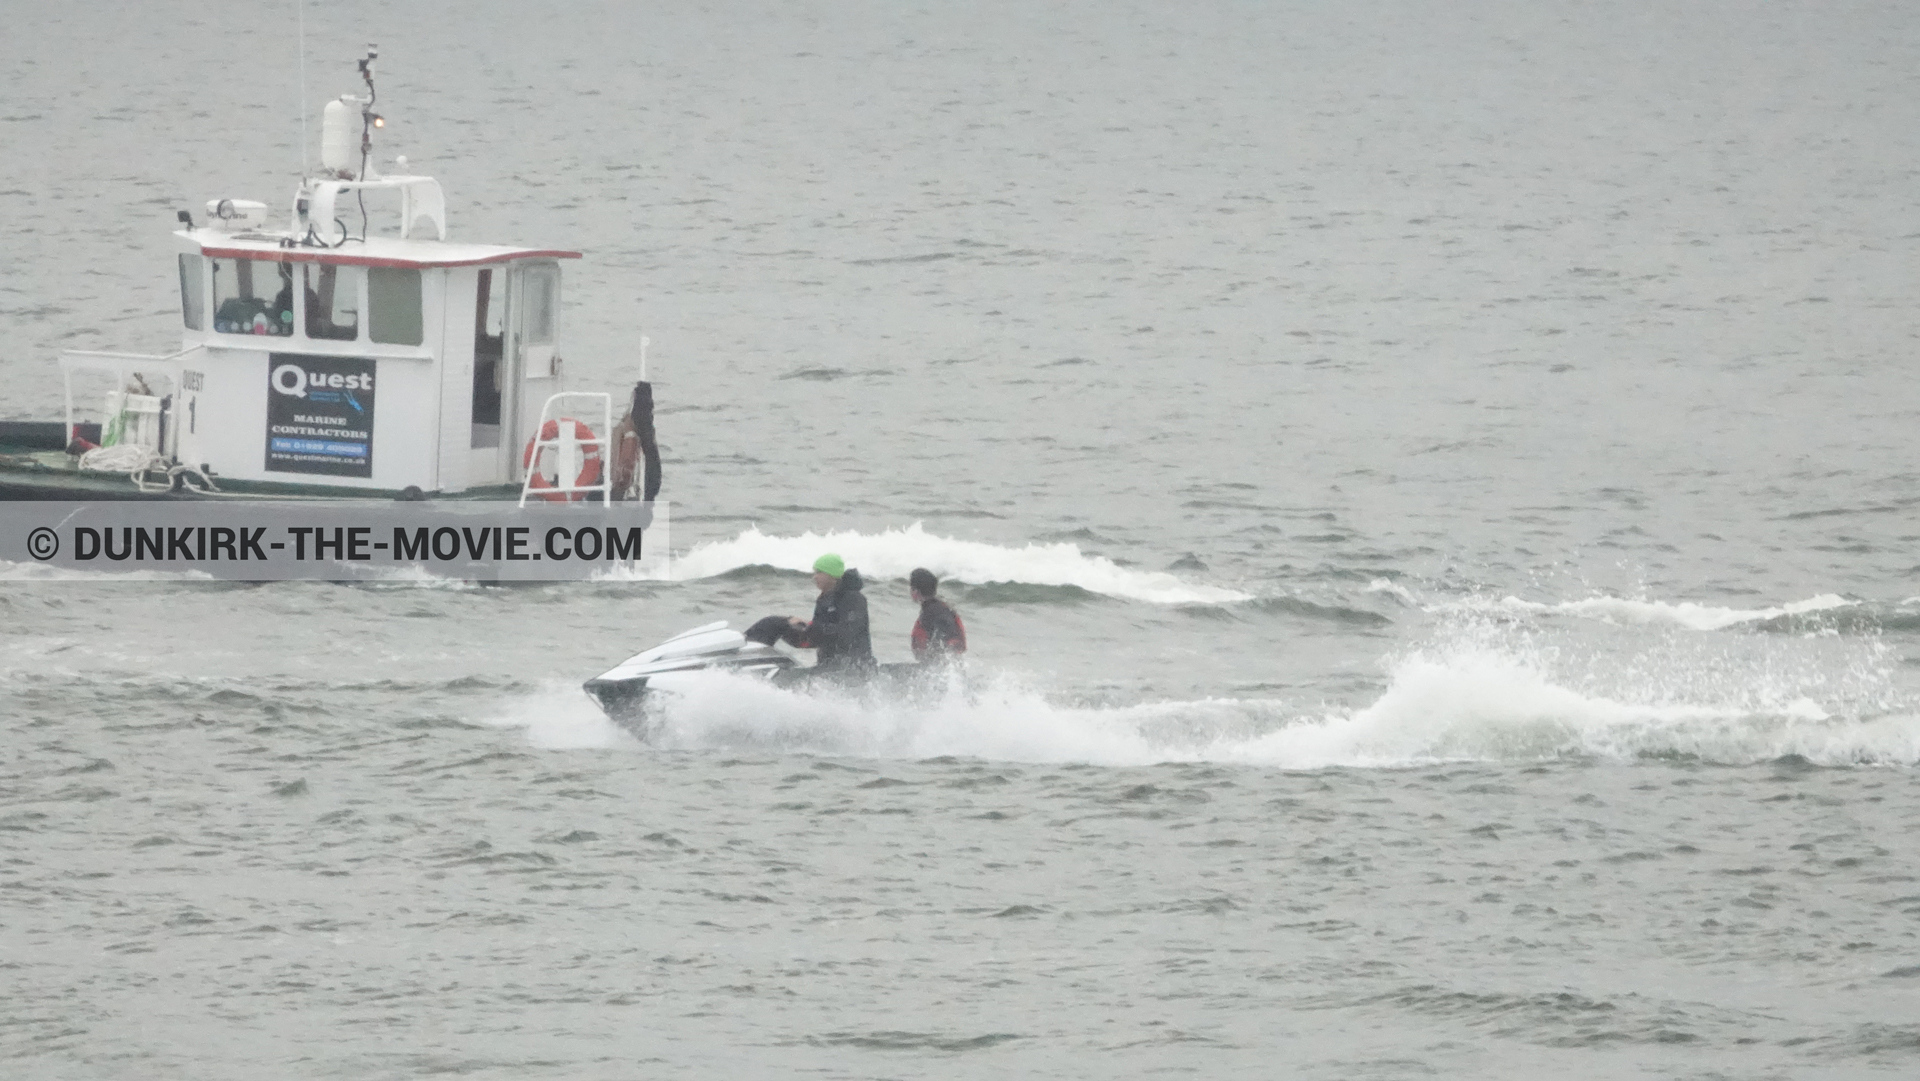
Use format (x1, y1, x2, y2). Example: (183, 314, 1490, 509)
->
(5, 1, 1920, 1077)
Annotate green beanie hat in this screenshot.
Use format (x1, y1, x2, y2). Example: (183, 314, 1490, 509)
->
(812, 553, 845, 577)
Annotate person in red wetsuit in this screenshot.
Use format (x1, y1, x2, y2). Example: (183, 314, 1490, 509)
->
(908, 568, 967, 664)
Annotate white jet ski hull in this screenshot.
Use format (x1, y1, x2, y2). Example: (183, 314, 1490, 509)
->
(583, 621, 968, 741)
(582, 621, 797, 734)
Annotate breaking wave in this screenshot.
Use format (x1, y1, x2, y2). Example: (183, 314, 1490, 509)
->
(668, 524, 1249, 604)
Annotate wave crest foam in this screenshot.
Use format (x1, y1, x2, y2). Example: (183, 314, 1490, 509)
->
(671, 524, 1248, 604)
(1461, 593, 1856, 631)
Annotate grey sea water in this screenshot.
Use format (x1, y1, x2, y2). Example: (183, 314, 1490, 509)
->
(5, 1, 1920, 1077)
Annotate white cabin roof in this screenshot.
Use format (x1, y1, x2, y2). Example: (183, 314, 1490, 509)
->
(179, 230, 580, 270)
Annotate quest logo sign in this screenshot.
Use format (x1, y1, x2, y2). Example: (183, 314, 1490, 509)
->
(272, 363, 374, 397)
(265, 353, 377, 479)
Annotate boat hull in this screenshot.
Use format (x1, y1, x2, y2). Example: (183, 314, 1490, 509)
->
(0, 445, 524, 501)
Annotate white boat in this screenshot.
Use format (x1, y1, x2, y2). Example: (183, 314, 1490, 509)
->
(0, 46, 660, 503)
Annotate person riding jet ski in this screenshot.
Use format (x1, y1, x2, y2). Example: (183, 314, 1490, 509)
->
(740, 553, 875, 683)
(793, 553, 874, 676)
(908, 567, 967, 663)
(590, 558, 965, 733)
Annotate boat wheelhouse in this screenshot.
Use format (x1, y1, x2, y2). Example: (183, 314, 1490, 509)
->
(166, 225, 580, 495)
(1, 47, 657, 504)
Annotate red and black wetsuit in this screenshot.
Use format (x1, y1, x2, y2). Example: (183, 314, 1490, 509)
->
(911, 597, 967, 663)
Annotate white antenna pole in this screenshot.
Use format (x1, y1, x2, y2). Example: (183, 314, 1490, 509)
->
(296, 0, 308, 176)
(640, 335, 650, 381)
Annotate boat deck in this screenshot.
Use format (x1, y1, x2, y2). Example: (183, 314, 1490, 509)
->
(0, 443, 520, 501)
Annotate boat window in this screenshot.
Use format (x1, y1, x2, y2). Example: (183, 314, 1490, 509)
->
(482, 267, 506, 343)
(303, 264, 363, 341)
(471, 268, 506, 447)
(178, 254, 206, 330)
(522, 264, 557, 345)
(211, 257, 294, 336)
(369, 266, 423, 345)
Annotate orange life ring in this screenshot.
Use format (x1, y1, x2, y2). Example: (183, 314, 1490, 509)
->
(522, 418, 603, 502)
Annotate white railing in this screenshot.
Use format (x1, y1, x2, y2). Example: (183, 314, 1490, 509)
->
(60, 349, 196, 457)
(518, 392, 613, 506)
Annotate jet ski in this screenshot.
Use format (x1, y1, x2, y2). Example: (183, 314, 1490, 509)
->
(581, 621, 797, 731)
(583, 619, 965, 739)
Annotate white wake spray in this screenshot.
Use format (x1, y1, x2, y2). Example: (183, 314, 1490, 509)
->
(488, 574, 1916, 768)
(1224, 646, 1913, 768)
(1449, 592, 1856, 631)
(491, 640, 1920, 769)
(668, 523, 1250, 604)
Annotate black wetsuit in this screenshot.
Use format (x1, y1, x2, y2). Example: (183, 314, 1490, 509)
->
(801, 570, 874, 674)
